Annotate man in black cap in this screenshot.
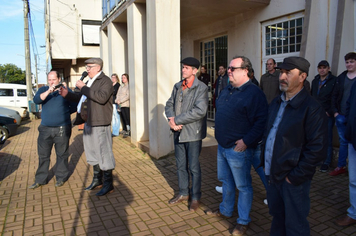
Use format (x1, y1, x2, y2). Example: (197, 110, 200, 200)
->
(60, 57, 116, 196)
(311, 60, 337, 172)
(165, 57, 208, 212)
(261, 56, 327, 235)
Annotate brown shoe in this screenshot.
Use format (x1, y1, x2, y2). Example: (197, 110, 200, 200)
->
(204, 209, 230, 218)
(189, 200, 200, 212)
(335, 215, 356, 227)
(232, 223, 249, 236)
(168, 195, 189, 205)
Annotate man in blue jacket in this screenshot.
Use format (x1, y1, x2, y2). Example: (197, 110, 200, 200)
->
(29, 71, 77, 189)
(262, 57, 327, 235)
(205, 56, 268, 236)
(165, 57, 208, 212)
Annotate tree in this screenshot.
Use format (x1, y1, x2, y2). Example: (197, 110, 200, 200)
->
(0, 64, 26, 84)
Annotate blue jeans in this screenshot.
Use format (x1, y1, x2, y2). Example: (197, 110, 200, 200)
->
(266, 176, 311, 236)
(323, 116, 335, 165)
(335, 114, 348, 167)
(347, 144, 356, 220)
(36, 124, 71, 184)
(174, 132, 202, 200)
(112, 104, 121, 136)
(252, 144, 267, 190)
(217, 144, 253, 225)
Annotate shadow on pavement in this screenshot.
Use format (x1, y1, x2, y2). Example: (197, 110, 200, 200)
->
(0, 153, 22, 181)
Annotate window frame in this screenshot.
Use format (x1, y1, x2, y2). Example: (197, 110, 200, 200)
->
(261, 12, 304, 72)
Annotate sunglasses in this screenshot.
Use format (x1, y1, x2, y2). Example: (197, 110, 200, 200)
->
(227, 66, 246, 72)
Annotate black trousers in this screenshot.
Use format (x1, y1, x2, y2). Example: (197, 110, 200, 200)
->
(120, 107, 130, 132)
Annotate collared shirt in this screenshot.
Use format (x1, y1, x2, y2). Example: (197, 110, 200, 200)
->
(264, 88, 303, 175)
(77, 71, 102, 113)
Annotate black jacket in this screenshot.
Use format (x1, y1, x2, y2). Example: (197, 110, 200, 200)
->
(346, 81, 356, 150)
(331, 70, 348, 115)
(311, 72, 337, 115)
(261, 88, 328, 186)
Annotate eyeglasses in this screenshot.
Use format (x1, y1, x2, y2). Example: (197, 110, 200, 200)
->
(227, 66, 245, 72)
(85, 65, 97, 70)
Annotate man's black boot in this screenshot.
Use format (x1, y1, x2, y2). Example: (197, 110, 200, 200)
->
(85, 164, 103, 190)
(96, 169, 114, 196)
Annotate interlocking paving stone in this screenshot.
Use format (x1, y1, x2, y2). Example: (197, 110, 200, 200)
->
(0, 118, 356, 235)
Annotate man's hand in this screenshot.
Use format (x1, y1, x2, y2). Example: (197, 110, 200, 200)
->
(286, 176, 292, 184)
(234, 139, 247, 152)
(168, 117, 183, 131)
(334, 112, 339, 118)
(76, 80, 86, 90)
(59, 82, 69, 97)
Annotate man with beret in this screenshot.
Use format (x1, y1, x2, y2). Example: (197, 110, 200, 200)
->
(261, 56, 327, 235)
(60, 57, 116, 196)
(165, 57, 208, 212)
(311, 60, 337, 172)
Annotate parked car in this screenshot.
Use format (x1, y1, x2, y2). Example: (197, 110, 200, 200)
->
(0, 107, 22, 125)
(2, 106, 28, 118)
(0, 115, 18, 144)
(0, 83, 34, 108)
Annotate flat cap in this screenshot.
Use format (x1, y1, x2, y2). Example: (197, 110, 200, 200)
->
(85, 58, 103, 68)
(317, 60, 330, 67)
(275, 56, 310, 75)
(181, 57, 200, 69)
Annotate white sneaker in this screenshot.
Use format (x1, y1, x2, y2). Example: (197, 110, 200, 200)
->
(263, 199, 268, 205)
(215, 186, 223, 193)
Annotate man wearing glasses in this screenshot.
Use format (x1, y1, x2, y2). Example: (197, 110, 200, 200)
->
(205, 56, 268, 235)
(260, 58, 280, 104)
(165, 57, 208, 212)
(60, 58, 116, 196)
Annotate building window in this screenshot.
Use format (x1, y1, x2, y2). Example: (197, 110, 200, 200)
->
(261, 13, 304, 71)
(82, 20, 101, 46)
(265, 17, 303, 56)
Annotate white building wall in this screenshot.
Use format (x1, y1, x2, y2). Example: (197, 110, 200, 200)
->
(181, 0, 306, 80)
(49, 0, 101, 59)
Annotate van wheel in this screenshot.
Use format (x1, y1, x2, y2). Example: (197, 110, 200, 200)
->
(0, 126, 9, 144)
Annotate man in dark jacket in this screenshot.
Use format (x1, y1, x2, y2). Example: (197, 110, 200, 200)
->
(260, 58, 280, 104)
(336, 79, 356, 227)
(330, 52, 356, 176)
(165, 57, 208, 212)
(311, 60, 337, 172)
(205, 56, 268, 236)
(213, 65, 229, 108)
(262, 57, 327, 235)
(60, 58, 115, 196)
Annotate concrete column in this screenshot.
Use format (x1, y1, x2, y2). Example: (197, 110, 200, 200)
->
(100, 29, 109, 73)
(108, 22, 128, 76)
(302, 0, 338, 77)
(146, 0, 180, 158)
(127, 3, 148, 144)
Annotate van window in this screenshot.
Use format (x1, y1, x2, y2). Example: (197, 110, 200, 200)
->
(17, 89, 27, 96)
(0, 89, 13, 96)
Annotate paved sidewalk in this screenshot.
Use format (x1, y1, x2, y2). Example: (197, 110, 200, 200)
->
(0, 118, 355, 235)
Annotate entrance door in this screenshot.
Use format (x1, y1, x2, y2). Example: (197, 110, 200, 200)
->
(200, 35, 228, 121)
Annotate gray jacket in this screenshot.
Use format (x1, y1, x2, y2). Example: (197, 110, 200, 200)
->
(165, 77, 208, 142)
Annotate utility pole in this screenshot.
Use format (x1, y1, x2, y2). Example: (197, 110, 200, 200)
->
(24, 0, 35, 119)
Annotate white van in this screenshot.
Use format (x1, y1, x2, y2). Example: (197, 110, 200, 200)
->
(0, 83, 32, 108)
